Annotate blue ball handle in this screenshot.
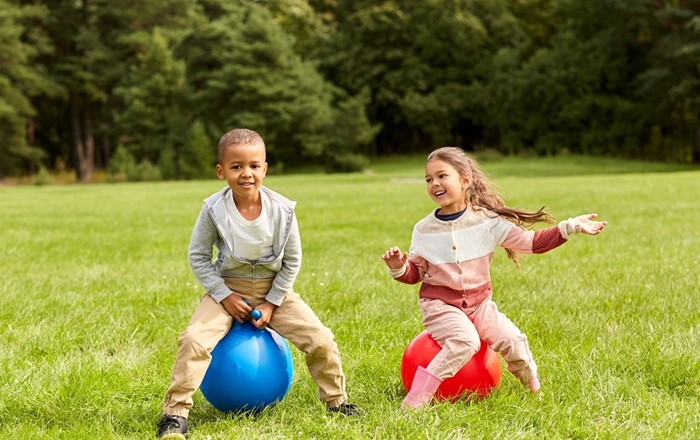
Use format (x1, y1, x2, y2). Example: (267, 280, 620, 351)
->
(251, 309, 262, 320)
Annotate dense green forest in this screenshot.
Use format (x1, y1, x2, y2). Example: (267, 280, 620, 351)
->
(1, 0, 699, 182)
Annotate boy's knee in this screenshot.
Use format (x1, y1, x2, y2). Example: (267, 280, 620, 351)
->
(177, 327, 210, 356)
(304, 327, 338, 356)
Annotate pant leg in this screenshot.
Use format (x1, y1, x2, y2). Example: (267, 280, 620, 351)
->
(471, 299, 538, 380)
(162, 295, 232, 417)
(267, 292, 347, 407)
(419, 298, 481, 380)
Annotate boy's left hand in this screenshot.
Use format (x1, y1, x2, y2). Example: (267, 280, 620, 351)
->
(251, 301, 277, 329)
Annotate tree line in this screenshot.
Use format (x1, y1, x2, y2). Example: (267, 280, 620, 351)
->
(1, 0, 698, 182)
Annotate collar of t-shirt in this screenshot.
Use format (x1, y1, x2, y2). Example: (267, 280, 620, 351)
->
(434, 207, 466, 222)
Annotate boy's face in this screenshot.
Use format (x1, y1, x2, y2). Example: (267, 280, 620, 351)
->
(216, 142, 268, 201)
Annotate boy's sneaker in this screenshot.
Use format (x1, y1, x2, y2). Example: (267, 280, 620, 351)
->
(328, 402, 362, 416)
(156, 414, 188, 439)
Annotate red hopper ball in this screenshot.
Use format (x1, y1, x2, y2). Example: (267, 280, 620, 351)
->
(401, 330, 501, 401)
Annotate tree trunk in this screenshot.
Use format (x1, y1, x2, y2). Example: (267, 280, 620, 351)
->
(72, 94, 95, 182)
(27, 117, 36, 175)
(99, 122, 111, 169)
(83, 102, 95, 181)
(72, 95, 85, 180)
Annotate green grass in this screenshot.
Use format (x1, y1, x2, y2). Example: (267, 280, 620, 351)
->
(1, 156, 699, 439)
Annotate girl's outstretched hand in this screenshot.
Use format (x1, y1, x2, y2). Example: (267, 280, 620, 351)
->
(576, 213, 608, 235)
(382, 246, 408, 269)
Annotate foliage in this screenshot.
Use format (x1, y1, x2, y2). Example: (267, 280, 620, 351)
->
(179, 120, 215, 180)
(637, 0, 700, 162)
(113, 28, 188, 170)
(177, 0, 375, 169)
(108, 145, 162, 182)
(0, 1, 57, 177)
(1, 0, 699, 182)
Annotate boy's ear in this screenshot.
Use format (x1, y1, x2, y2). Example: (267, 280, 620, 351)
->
(215, 164, 225, 180)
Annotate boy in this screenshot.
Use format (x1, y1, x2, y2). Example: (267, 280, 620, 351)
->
(157, 128, 359, 439)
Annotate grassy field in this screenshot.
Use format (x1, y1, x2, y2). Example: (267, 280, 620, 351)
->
(1, 155, 699, 439)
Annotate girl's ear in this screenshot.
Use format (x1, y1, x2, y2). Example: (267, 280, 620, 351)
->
(462, 174, 471, 190)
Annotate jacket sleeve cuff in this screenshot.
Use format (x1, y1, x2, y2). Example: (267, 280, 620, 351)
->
(387, 263, 408, 278)
(558, 218, 582, 240)
(265, 288, 286, 307)
(209, 283, 232, 303)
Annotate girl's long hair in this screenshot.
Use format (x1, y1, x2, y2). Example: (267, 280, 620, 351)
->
(427, 147, 554, 266)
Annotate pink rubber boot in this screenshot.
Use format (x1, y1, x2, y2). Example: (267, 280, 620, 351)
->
(402, 366, 443, 409)
(515, 367, 542, 397)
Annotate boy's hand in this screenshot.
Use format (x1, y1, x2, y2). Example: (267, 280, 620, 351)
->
(576, 213, 608, 235)
(251, 301, 276, 330)
(221, 293, 252, 323)
(381, 246, 408, 270)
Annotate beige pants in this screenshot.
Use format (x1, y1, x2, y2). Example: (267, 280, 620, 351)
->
(419, 298, 538, 383)
(163, 278, 346, 417)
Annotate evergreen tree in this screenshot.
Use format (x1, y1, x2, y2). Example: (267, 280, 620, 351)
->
(113, 27, 188, 178)
(34, 0, 193, 181)
(179, 0, 374, 168)
(637, 0, 700, 162)
(0, 1, 58, 177)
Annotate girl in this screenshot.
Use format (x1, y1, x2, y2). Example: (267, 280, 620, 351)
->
(382, 147, 607, 409)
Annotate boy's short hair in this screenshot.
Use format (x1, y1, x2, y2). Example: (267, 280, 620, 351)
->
(217, 128, 266, 164)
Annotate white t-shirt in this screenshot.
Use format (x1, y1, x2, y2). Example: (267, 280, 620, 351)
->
(224, 190, 274, 261)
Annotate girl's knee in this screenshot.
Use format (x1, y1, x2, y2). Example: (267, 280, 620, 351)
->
(489, 332, 528, 353)
(447, 336, 480, 358)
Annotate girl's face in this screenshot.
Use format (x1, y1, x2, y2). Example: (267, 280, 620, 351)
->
(425, 159, 470, 215)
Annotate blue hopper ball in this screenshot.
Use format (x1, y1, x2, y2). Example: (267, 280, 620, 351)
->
(200, 321, 294, 412)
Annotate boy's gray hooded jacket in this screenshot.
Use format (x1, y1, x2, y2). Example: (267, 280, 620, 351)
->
(188, 186, 301, 306)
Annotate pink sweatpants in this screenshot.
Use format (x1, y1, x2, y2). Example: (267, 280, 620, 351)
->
(419, 297, 538, 383)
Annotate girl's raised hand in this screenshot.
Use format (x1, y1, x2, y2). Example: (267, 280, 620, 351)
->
(382, 246, 408, 269)
(576, 213, 608, 235)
